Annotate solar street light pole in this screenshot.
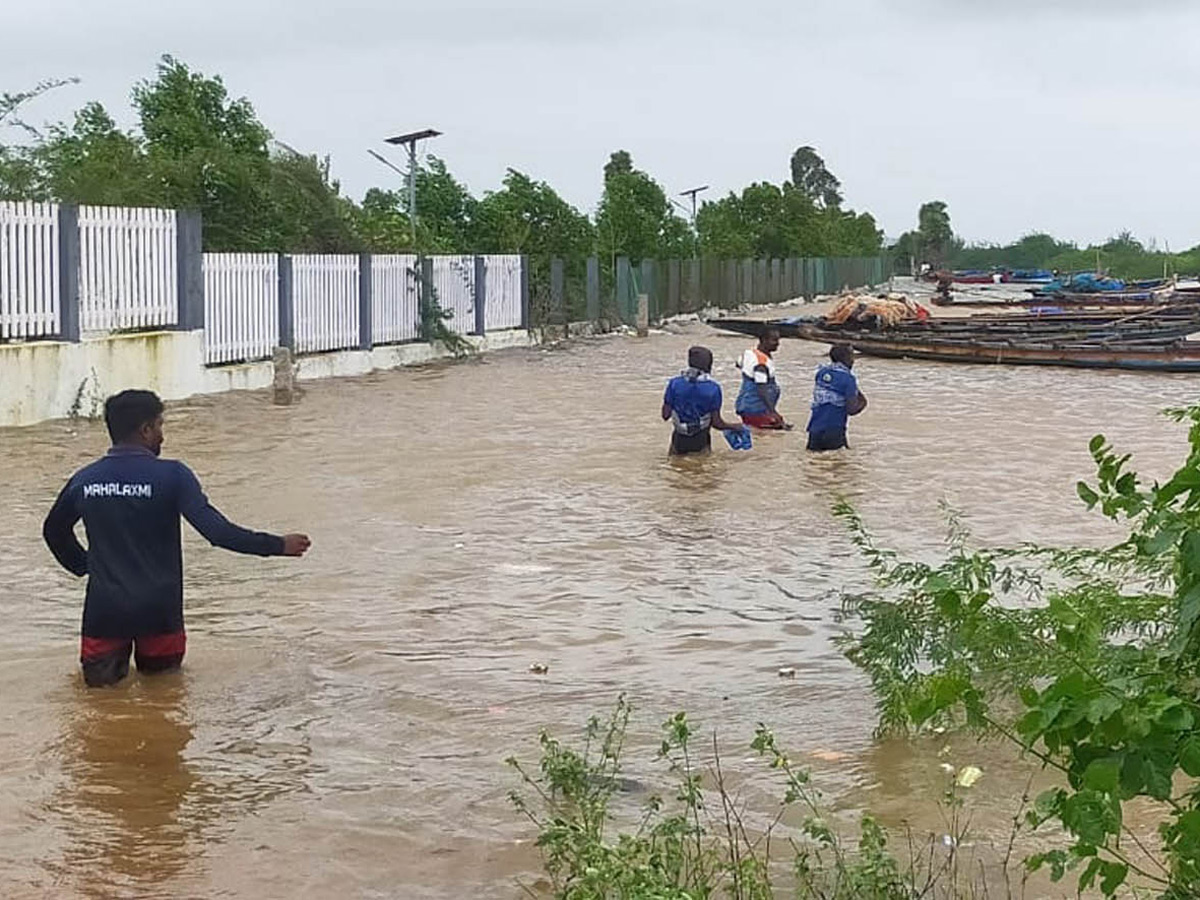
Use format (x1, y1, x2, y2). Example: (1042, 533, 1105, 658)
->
(381, 128, 442, 247)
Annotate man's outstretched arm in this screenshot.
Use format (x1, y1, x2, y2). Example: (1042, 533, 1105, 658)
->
(177, 464, 309, 557)
(43, 479, 88, 576)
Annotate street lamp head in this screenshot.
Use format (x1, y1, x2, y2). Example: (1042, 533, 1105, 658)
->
(384, 128, 442, 146)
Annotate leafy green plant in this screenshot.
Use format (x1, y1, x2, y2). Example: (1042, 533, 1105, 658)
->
(508, 697, 1009, 899)
(839, 404, 1200, 897)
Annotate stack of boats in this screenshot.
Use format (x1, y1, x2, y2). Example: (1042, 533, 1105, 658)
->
(710, 294, 1200, 372)
(938, 272, 1198, 308)
(943, 268, 1055, 285)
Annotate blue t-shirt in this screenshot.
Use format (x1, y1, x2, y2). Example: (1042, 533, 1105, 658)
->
(664, 375, 722, 427)
(806, 363, 858, 435)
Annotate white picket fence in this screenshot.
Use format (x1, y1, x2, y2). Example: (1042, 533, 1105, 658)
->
(292, 254, 360, 354)
(203, 253, 279, 364)
(483, 255, 523, 331)
(2, 197, 526, 358)
(371, 254, 419, 345)
(0, 201, 60, 340)
(78, 206, 178, 333)
(428, 255, 477, 335)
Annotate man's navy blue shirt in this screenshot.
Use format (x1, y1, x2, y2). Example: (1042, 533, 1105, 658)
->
(43, 446, 284, 638)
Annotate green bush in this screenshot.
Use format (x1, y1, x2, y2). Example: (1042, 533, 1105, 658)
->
(508, 697, 1010, 899)
(839, 404, 1200, 898)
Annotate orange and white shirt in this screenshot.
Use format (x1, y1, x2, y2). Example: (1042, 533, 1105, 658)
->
(739, 347, 776, 384)
(735, 347, 780, 415)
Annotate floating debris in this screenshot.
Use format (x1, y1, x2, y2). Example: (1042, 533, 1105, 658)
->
(810, 749, 849, 762)
(777, 667, 796, 678)
(955, 765, 984, 789)
(529, 662, 549, 675)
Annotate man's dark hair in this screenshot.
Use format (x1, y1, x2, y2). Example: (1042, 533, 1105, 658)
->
(687, 345, 714, 373)
(104, 390, 164, 443)
(759, 325, 780, 341)
(830, 344, 855, 366)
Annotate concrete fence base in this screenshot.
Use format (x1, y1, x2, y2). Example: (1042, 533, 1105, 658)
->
(0, 328, 534, 428)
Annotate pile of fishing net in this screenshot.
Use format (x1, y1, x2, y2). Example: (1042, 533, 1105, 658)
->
(823, 293, 928, 328)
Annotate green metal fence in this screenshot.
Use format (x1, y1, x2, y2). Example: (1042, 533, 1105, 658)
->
(530, 255, 891, 327)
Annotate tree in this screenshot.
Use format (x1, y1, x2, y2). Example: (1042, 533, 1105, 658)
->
(2, 62, 360, 252)
(355, 187, 412, 252)
(917, 200, 954, 266)
(4, 68, 901, 263)
(603, 150, 633, 181)
(694, 192, 755, 259)
(697, 180, 880, 260)
(132, 56, 277, 250)
(0, 78, 77, 200)
(409, 155, 477, 253)
(822, 206, 884, 257)
(789, 145, 843, 209)
(1102, 230, 1144, 255)
(595, 150, 693, 261)
(32, 102, 153, 206)
(888, 231, 920, 274)
(267, 150, 362, 253)
(472, 168, 594, 257)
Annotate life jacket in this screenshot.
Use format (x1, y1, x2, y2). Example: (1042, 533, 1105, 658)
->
(672, 411, 712, 436)
(670, 368, 714, 435)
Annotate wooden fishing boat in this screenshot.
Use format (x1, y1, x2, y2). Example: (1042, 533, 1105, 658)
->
(706, 307, 1200, 372)
(1005, 269, 1055, 284)
(803, 330, 1200, 372)
(1030, 285, 1177, 304)
(942, 283, 1178, 309)
(931, 296, 1164, 310)
(950, 270, 1002, 284)
(710, 305, 1200, 339)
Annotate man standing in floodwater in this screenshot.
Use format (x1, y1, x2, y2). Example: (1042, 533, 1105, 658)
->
(735, 326, 791, 430)
(662, 346, 742, 455)
(806, 344, 867, 452)
(42, 389, 311, 687)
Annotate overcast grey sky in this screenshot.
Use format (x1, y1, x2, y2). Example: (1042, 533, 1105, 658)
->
(4, 0, 1199, 247)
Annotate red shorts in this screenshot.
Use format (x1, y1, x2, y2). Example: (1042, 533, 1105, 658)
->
(80, 632, 187, 686)
(740, 412, 784, 429)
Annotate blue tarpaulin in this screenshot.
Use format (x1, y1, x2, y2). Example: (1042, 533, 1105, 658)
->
(1039, 273, 1127, 293)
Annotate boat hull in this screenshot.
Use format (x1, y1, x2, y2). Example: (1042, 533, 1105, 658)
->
(798, 327, 1200, 372)
(705, 317, 1200, 372)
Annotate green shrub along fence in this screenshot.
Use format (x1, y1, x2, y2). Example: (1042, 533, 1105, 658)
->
(529, 255, 892, 327)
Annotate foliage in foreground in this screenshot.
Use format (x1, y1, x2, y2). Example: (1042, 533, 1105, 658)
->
(508, 697, 1007, 899)
(839, 404, 1200, 898)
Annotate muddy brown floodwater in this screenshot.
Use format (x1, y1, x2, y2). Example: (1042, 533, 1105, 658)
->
(1, 319, 1196, 898)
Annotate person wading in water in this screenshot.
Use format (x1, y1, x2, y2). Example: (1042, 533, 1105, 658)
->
(42, 389, 311, 687)
(661, 346, 742, 455)
(735, 326, 791, 430)
(806, 344, 867, 452)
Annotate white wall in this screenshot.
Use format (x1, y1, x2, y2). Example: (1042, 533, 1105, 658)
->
(0, 329, 533, 428)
